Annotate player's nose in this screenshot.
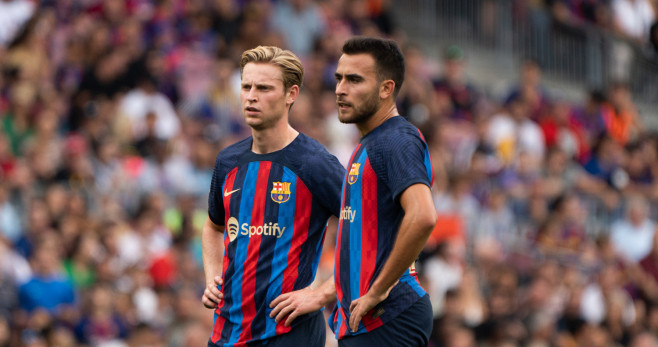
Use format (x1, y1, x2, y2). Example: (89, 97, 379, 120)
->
(335, 79, 347, 96)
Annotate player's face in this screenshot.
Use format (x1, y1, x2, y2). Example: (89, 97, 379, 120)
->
(335, 53, 381, 124)
(240, 62, 291, 131)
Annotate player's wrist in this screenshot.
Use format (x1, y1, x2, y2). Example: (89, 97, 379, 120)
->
(317, 288, 334, 306)
(367, 285, 388, 299)
(369, 278, 398, 300)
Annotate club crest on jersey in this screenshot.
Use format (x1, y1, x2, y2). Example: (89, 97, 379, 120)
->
(271, 182, 291, 203)
(348, 163, 360, 185)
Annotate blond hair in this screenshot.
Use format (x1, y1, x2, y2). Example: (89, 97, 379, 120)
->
(240, 46, 304, 90)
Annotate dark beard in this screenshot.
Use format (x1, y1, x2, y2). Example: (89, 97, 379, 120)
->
(338, 89, 380, 124)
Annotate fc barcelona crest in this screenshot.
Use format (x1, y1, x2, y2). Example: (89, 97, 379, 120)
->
(347, 163, 360, 185)
(271, 182, 291, 203)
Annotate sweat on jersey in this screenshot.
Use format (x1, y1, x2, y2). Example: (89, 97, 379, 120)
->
(329, 116, 434, 339)
(207, 133, 344, 346)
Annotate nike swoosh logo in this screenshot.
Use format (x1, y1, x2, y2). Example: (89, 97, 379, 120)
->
(224, 188, 240, 197)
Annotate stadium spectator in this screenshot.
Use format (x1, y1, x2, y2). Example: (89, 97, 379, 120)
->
(610, 196, 656, 263)
(505, 58, 551, 121)
(584, 134, 626, 188)
(432, 45, 481, 122)
(476, 188, 517, 252)
(73, 283, 129, 345)
(434, 174, 480, 240)
(119, 76, 181, 143)
(18, 233, 76, 315)
(271, 0, 327, 58)
(604, 81, 644, 146)
(571, 89, 608, 148)
(612, 0, 656, 43)
(579, 262, 637, 343)
(423, 241, 464, 320)
(538, 99, 589, 161)
(485, 97, 545, 166)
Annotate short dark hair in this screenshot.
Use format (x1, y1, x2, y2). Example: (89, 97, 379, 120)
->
(342, 36, 405, 97)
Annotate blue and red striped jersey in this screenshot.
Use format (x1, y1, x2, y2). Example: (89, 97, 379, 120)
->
(207, 133, 344, 346)
(329, 116, 434, 339)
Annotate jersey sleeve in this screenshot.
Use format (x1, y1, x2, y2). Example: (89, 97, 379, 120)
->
(313, 153, 345, 217)
(208, 154, 226, 226)
(380, 131, 432, 202)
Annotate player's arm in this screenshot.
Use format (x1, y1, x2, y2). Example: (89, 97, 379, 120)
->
(202, 216, 225, 309)
(348, 183, 436, 332)
(269, 216, 339, 326)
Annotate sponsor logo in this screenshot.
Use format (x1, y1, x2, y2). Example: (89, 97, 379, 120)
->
(225, 217, 286, 242)
(347, 163, 360, 185)
(271, 182, 291, 203)
(227, 217, 239, 242)
(340, 206, 356, 223)
(224, 188, 240, 197)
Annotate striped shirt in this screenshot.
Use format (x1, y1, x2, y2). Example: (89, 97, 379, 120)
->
(329, 116, 434, 339)
(207, 133, 344, 346)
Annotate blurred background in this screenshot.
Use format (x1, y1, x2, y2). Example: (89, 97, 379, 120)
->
(0, 0, 658, 346)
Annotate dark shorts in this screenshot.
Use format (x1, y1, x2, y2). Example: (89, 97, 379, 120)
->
(207, 311, 325, 347)
(338, 294, 433, 347)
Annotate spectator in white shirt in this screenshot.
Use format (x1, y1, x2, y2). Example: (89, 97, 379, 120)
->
(610, 195, 656, 263)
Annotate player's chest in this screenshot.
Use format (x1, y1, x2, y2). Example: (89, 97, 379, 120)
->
(222, 162, 302, 206)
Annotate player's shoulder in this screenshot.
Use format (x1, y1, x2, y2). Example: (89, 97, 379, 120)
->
(365, 116, 426, 149)
(290, 133, 338, 161)
(215, 136, 252, 168)
(294, 132, 325, 149)
(285, 133, 343, 174)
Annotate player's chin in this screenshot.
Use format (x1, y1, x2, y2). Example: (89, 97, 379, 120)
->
(245, 118, 264, 129)
(337, 112, 357, 124)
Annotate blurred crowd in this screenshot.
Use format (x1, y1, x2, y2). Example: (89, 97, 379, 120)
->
(545, 0, 658, 53)
(0, 0, 657, 346)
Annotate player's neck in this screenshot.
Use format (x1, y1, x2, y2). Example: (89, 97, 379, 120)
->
(251, 122, 299, 154)
(356, 101, 399, 136)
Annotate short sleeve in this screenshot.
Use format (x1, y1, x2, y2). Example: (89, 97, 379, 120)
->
(380, 132, 432, 202)
(208, 154, 226, 226)
(310, 153, 345, 217)
(292, 137, 345, 217)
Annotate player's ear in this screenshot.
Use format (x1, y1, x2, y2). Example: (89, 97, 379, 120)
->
(379, 80, 395, 99)
(287, 85, 299, 105)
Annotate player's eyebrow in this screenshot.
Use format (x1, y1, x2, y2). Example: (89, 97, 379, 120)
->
(335, 72, 364, 81)
(241, 81, 276, 89)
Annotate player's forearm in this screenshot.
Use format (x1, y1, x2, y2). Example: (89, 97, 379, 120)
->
(202, 217, 225, 284)
(368, 185, 436, 297)
(368, 211, 436, 296)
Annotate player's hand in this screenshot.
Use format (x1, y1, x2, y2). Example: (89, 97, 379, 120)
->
(202, 276, 224, 309)
(348, 282, 397, 332)
(269, 287, 323, 327)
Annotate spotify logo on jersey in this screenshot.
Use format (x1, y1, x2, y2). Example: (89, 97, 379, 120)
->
(225, 217, 286, 242)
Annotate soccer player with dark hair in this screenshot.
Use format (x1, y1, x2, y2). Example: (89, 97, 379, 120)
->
(329, 36, 437, 346)
(201, 45, 344, 346)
